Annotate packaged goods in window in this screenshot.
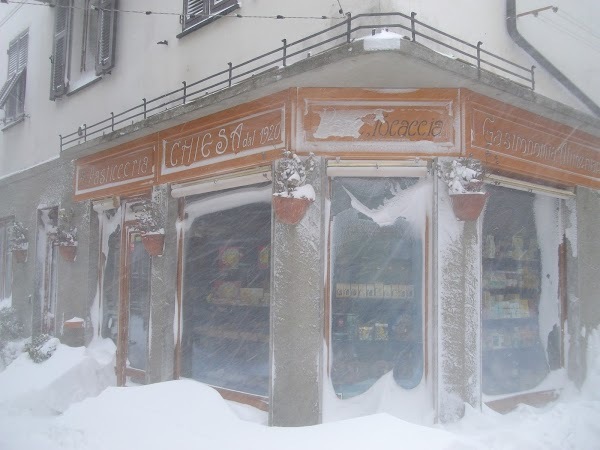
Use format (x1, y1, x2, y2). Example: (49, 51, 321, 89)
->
(213, 281, 240, 300)
(182, 189, 271, 397)
(258, 245, 270, 269)
(330, 177, 425, 398)
(374, 323, 389, 341)
(358, 325, 374, 341)
(218, 246, 241, 269)
(482, 185, 559, 395)
(239, 288, 264, 306)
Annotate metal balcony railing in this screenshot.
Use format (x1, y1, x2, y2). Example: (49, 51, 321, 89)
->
(60, 11, 535, 151)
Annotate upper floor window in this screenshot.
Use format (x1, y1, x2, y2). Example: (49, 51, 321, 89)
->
(181, 0, 239, 36)
(50, 0, 117, 100)
(0, 31, 28, 127)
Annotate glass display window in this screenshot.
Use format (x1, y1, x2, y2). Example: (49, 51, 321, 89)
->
(182, 182, 272, 397)
(329, 176, 426, 399)
(101, 222, 121, 342)
(0, 221, 12, 301)
(127, 234, 151, 371)
(482, 184, 562, 395)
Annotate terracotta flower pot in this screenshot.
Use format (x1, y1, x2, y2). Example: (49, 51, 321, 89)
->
(450, 192, 489, 221)
(59, 245, 78, 262)
(273, 196, 313, 225)
(12, 249, 27, 263)
(142, 233, 165, 256)
(63, 319, 84, 329)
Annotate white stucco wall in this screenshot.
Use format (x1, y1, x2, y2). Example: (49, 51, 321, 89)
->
(0, 0, 598, 178)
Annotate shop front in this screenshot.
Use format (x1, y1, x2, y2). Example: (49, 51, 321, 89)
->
(71, 87, 599, 424)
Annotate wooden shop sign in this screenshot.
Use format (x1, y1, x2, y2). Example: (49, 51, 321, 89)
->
(466, 94, 600, 188)
(299, 94, 458, 154)
(74, 139, 157, 201)
(160, 108, 285, 182)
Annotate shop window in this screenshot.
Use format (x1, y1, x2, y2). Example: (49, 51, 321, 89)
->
(101, 222, 121, 342)
(182, 183, 271, 396)
(482, 185, 561, 395)
(330, 177, 425, 398)
(37, 207, 59, 335)
(0, 221, 12, 302)
(127, 234, 151, 371)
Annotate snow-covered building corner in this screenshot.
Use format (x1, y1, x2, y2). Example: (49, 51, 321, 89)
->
(0, 0, 599, 433)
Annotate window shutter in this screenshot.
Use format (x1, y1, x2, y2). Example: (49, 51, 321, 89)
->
(50, 0, 72, 100)
(95, 0, 117, 75)
(18, 34, 28, 71)
(7, 41, 19, 76)
(210, 0, 237, 13)
(186, 0, 206, 19)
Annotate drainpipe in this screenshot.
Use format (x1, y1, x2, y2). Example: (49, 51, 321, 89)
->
(506, 0, 600, 117)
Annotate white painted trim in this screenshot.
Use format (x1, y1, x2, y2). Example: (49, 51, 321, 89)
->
(327, 160, 428, 178)
(170, 166, 272, 198)
(484, 174, 575, 199)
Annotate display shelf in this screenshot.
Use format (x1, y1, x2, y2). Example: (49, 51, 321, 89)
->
(194, 325, 268, 343)
(483, 345, 540, 353)
(483, 317, 536, 323)
(483, 257, 540, 264)
(206, 298, 270, 307)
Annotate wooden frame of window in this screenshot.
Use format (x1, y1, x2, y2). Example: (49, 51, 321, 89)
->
(0, 217, 14, 301)
(115, 197, 152, 386)
(174, 166, 272, 410)
(34, 206, 59, 335)
(480, 177, 571, 412)
(324, 161, 432, 399)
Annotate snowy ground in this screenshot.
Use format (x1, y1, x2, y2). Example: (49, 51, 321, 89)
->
(0, 332, 599, 450)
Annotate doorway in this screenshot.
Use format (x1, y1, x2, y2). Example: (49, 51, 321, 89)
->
(97, 199, 152, 386)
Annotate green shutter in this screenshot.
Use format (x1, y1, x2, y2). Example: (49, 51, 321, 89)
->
(95, 0, 117, 75)
(50, 0, 72, 100)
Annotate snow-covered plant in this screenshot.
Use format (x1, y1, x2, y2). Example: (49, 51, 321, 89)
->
(437, 156, 485, 195)
(136, 201, 163, 235)
(23, 334, 58, 363)
(0, 307, 25, 370)
(0, 307, 24, 344)
(274, 150, 316, 198)
(8, 221, 28, 251)
(57, 228, 77, 246)
(57, 208, 77, 247)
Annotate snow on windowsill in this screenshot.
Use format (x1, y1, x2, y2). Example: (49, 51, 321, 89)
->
(67, 73, 102, 97)
(482, 368, 567, 403)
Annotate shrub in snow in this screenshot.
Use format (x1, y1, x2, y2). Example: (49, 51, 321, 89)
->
(8, 221, 29, 251)
(437, 156, 485, 195)
(24, 334, 59, 363)
(0, 307, 24, 343)
(274, 150, 316, 198)
(0, 308, 25, 368)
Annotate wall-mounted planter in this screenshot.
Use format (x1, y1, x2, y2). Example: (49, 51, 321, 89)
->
(59, 245, 78, 262)
(12, 249, 28, 263)
(142, 233, 165, 256)
(450, 192, 489, 221)
(63, 318, 85, 329)
(273, 196, 312, 225)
